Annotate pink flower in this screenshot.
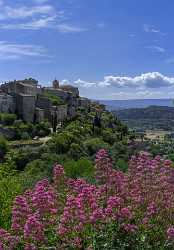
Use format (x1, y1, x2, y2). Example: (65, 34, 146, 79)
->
(120, 207, 132, 219)
(167, 227, 174, 239)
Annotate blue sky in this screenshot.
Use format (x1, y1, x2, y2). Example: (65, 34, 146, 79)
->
(0, 0, 174, 99)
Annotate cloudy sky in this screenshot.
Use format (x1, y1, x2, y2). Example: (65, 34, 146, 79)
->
(0, 0, 174, 99)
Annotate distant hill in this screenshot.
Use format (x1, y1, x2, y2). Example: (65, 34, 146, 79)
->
(99, 99, 174, 111)
(114, 106, 174, 120)
(113, 105, 174, 131)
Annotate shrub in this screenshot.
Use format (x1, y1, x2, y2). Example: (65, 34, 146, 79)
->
(83, 138, 109, 156)
(0, 113, 17, 126)
(68, 143, 85, 160)
(64, 157, 93, 179)
(111, 141, 129, 164)
(0, 136, 8, 159)
(116, 158, 128, 172)
(5, 147, 41, 171)
(21, 132, 31, 140)
(1, 151, 174, 249)
(49, 132, 76, 154)
(42, 93, 64, 106)
(102, 129, 115, 145)
(34, 121, 50, 137)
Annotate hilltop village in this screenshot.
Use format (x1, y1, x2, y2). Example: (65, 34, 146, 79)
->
(0, 78, 91, 129)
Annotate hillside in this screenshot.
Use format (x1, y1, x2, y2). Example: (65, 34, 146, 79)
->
(99, 99, 174, 111)
(114, 105, 174, 131)
(115, 105, 174, 120)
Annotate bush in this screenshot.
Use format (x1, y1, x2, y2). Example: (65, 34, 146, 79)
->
(5, 147, 41, 171)
(0, 176, 22, 229)
(0, 151, 174, 249)
(83, 138, 109, 156)
(43, 93, 64, 106)
(0, 136, 8, 159)
(68, 143, 85, 160)
(111, 141, 129, 164)
(21, 132, 31, 140)
(0, 113, 17, 126)
(64, 157, 93, 179)
(49, 132, 76, 154)
(34, 121, 50, 137)
(102, 129, 115, 145)
(116, 158, 128, 172)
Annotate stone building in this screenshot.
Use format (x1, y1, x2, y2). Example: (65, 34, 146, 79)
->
(16, 94, 35, 122)
(0, 93, 15, 113)
(52, 79, 60, 89)
(0, 77, 90, 126)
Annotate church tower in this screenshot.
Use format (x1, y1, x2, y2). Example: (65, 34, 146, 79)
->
(52, 78, 60, 89)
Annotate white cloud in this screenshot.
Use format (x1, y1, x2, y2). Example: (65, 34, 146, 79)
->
(0, 16, 57, 30)
(146, 45, 165, 53)
(56, 24, 87, 33)
(0, 41, 49, 60)
(71, 72, 174, 89)
(144, 24, 160, 33)
(143, 24, 166, 36)
(0, 5, 55, 20)
(74, 79, 97, 88)
(0, 2, 86, 33)
(62, 72, 174, 99)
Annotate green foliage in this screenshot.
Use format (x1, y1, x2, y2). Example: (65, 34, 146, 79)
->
(116, 158, 128, 172)
(68, 143, 85, 160)
(21, 132, 31, 140)
(0, 113, 17, 126)
(64, 157, 93, 179)
(111, 142, 129, 164)
(0, 176, 22, 229)
(83, 138, 109, 156)
(49, 129, 82, 154)
(5, 147, 41, 170)
(34, 121, 50, 137)
(102, 129, 115, 145)
(43, 92, 64, 106)
(0, 105, 131, 232)
(0, 136, 8, 159)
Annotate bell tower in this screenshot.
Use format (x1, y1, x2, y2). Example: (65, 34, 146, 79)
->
(52, 78, 60, 89)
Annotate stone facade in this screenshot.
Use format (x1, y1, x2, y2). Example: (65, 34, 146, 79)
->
(0, 93, 15, 113)
(51, 105, 68, 122)
(16, 94, 35, 122)
(78, 97, 91, 108)
(0, 78, 90, 126)
(52, 79, 60, 89)
(35, 108, 45, 123)
(59, 85, 79, 97)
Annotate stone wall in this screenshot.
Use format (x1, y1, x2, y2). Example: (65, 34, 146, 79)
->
(0, 78, 85, 125)
(35, 108, 45, 123)
(36, 95, 53, 121)
(0, 93, 16, 113)
(1, 79, 41, 97)
(43, 88, 70, 102)
(67, 106, 77, 119)
(16, 94, 35, 122)
(51, 105, 68, 122)
(15, 82, 38, 96)
(78, 97, 90, 108)
(59, 85, 79, 97)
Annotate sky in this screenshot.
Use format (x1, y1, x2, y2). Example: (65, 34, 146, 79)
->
(0, 0, 174, 99)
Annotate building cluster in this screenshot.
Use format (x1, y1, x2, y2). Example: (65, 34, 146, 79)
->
(0, 78, 90, 127)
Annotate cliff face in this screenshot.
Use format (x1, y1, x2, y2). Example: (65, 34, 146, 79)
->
(0, 78, 91, 125)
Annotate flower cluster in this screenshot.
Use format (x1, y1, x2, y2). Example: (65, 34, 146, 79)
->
(0, 150, 174, 249)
